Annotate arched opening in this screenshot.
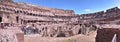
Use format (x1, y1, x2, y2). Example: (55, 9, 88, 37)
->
(15, 11, 19, 13)
(92, 25, 97, 30)
(78, 28, 81, 34)
(57, 33, 66, 37)
(16, 16, 19, 23)
(0, 17, 2, 22)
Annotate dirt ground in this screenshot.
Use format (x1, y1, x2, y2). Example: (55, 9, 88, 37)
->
(24, 31, 96, 42)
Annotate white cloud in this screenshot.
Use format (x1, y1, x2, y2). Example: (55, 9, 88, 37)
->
(84, 9, 91, 12)
(115, 0, 120, 8)
(117, 2, 120, 8)
(118, 6, 120, 8)
(115, 0, 120, 1)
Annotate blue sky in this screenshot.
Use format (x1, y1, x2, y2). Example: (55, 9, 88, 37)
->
(13, 0, 120, 14)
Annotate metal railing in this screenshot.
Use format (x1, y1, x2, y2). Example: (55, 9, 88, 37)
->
(112, 34, 117, 42)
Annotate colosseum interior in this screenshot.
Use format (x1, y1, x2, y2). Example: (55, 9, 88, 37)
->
(0, 0, 120, 42)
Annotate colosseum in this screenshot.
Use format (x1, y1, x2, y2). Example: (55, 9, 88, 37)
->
(0, 0, 120, 42)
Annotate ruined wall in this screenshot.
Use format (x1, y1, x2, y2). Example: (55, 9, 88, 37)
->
(79, 7, 120, 21)
(0, 1, 76, 25)
(0, 0, 13, 2)
(0, 0, 75, 16)
(22, 23, 97, 37)
(0, 0, 120, 25)
(16, 33, 24, 42)
(0, 29, 24, 42)
(96, 28, 120, 42)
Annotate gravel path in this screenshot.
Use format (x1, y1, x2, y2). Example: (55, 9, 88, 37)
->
(24, 31, 96, 42)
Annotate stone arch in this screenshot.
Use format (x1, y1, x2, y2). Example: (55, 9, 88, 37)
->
(57, 33, 66, 37)
(92, 25, 98, 30)
(16, 16, 19, 23)
(78, 28, 81, 34)
(0, 17, 2, 22)
(29, 13, 32, 15)
(15, 10, 19, 13)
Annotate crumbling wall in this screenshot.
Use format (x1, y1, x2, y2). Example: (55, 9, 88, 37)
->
(0, 29, 18, 42)
(21, 23, 97, 37)
(0, 29, 24, 42)
(96, 28, 120, 42)
(106, 7, 120, 13)
(16, 33, 24, 42)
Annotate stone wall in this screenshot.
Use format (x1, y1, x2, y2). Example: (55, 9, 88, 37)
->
(96, 28, 120, 42)
(78, 7, 120, 21)
(1, 0, 120, 25)
(16, 33, 24, 42)
(0, 0, 75, 16)
(0, 27, 24, 42)
(21, 22, 97, 37)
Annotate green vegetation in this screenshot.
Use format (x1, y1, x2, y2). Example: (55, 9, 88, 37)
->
(67, 39, 75, 42)
(57, 39, 76, 42)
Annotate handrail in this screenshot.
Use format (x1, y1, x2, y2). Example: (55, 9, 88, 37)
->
(112, 34, 117, 42)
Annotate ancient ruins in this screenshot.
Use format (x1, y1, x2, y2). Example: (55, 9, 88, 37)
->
(0, 0, 120, 42)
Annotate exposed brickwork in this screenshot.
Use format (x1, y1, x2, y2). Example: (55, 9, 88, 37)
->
(96, 28, 120, 42)
(16, 33, 24, 42)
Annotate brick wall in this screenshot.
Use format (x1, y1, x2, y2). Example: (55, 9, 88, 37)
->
(96, 28, 120, 42)
(16, 33, 24, 42)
